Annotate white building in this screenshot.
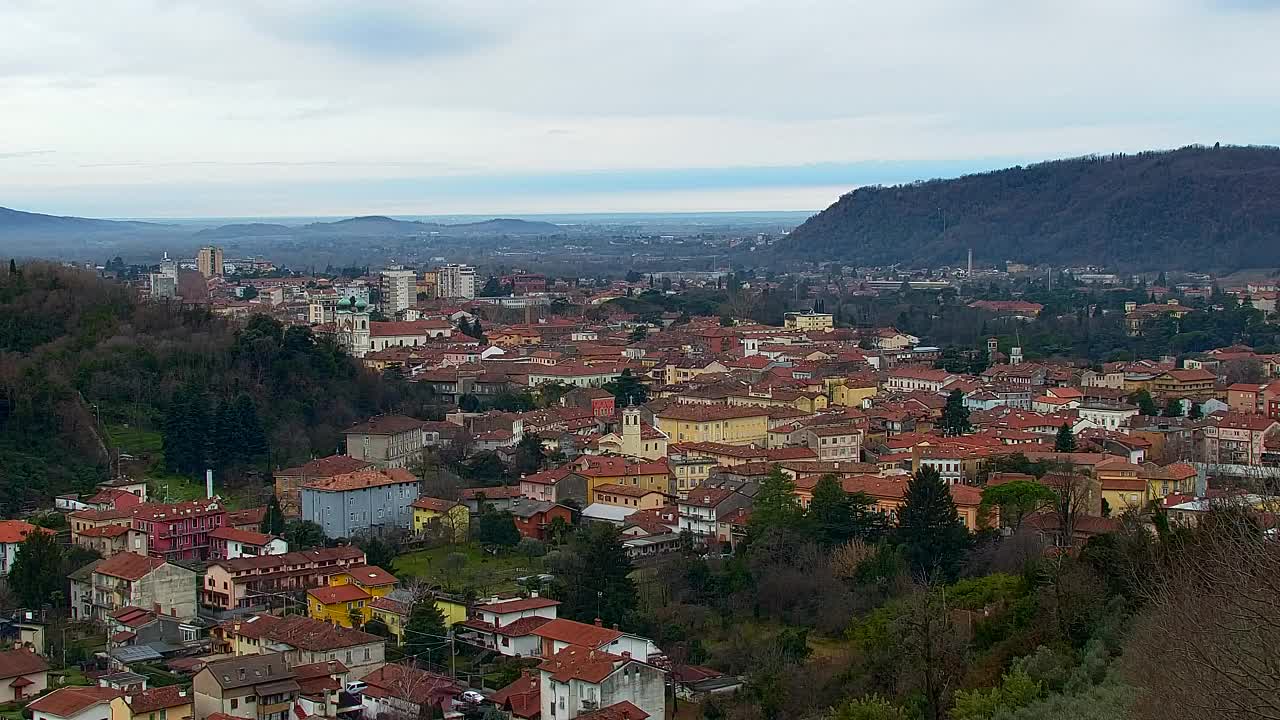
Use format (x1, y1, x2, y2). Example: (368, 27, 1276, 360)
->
(379, 268, 416, 314)
(1077, 403, 1140, 431)
(437, 264, 476, 299)
(538, 644, 665, 720)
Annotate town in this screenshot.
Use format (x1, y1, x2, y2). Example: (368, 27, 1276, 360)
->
(0, 249, 1275, 720)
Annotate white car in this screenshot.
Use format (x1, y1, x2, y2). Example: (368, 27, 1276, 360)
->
(345, 681, 368, 695)
(459, 690, 485, 705)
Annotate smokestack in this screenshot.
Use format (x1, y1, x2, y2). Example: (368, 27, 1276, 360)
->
(967, 248, 973, 278)
(206, 469, 213, 499)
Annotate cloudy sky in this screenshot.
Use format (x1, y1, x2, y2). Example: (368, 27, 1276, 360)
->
(2, 0, 1278, 218)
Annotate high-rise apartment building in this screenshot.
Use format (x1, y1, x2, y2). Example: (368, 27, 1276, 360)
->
(196, 246, 224, 278)
(437, 264, 476, 299)
(379, 267, 416, 313)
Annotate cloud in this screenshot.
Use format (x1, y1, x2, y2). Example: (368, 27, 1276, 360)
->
(0, 1, 1278, 215)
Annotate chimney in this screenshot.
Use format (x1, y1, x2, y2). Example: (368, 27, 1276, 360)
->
(125, 696, 132, 705)
(153, 603, 161, 614)
(612, 623, 619, 631)
(238, 669, 246, 681)
(594, 618, 602, 627)
(206, 469, 214, 499)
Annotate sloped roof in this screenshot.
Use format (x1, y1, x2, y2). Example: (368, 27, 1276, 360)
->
(0, 648, 49, 680)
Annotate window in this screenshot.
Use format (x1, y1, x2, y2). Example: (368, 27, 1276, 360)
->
(364, 648, 371, 660)
(231, 699, 238, 710)
(346, 651, 353, 664)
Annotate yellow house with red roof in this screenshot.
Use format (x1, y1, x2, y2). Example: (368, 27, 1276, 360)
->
(307, 565, 396, 627)
(411, 497, 469, 543)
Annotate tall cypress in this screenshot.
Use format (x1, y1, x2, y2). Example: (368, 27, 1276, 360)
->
(233, 394, 268, 464)
(897, 466, 969, 581)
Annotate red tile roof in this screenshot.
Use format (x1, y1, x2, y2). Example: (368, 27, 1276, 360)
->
(577, 701, 650, 720)
(345, 415, 426, 436)
(275, 455, 372, 478)
(27, 686, 122, 716)
(95, 552, 165, 581)
(532, 619, 623, 649)
(411, 496, 461, 513)
(478, 596, 561, 614)
(656, 404, 770, 421)
(490, 671, 540, 719)
(77, 525, 129, 539)
(307, 584, 370, 604)
(304, 468, 417, 492)
(209, 527, 277, 545)
(537, 644, 624, 683)
(0, 648, 48, 679)
(343, 565, 397, 587)
(126, 685, 193, 713)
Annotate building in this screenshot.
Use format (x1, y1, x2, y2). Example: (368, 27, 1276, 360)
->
(120, 686, 194, 720)
(368, 319, 453, 351)
(208, 527, 288, 560)
(537, 644, 666, 720)
(411, 497, 469, 543)
(28, 687, 123, 720)
(130, 500, 228, 562)
(795, 425, 863, 461)
(274, 456, 373, 518)
(334, 295, 372, 357)
(0, 521, 53, 576)
(437, 264, 477, 299)
(456, 596, 560, 657)
(301, 468, 420, 539)
(654, 404, 771, 446)
(344, 415, 426, 469)
(1203, 413, 1280, 466)
(1077, 403, 1140, 431)
(783, 311, 834, 332)
(192, 653, 297, 720)
(379, 268, 416, 314)
(69, 552, 198, 622)
(213, 615, 386, 677)
(0, 648, 48, 701)
(358, 663, 462, 720)
(593, 407, 668, 460)
(590, 484, 668, 511)
(1151, 368, 1217, 401)
(306, 565, 397, 627)
(202, 546, 367, 611)
(511, 501, 574, 540)
(677, 488, 751, 538)
(197, 246, 224, 278)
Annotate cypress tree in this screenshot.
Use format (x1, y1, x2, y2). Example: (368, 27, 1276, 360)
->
(897, 466, 969, 581)
(212, 399, 239, 471)
(233, 394, 268, 463)
(1054, 423, 1077, 453)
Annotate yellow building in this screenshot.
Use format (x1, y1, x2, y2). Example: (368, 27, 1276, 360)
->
(114, 686, 195, 720)
(571, 456, 674, 498)
(591, 483, 669, 510)
(369, 594, 468, 645)
(307, 565, 397, 627)
(783, 311, 834, 331)
(655, 404, 770, 446)
(829, 376, 879, 407)
(412, 497, 470, 543)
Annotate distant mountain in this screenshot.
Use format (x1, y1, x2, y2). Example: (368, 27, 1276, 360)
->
(777, 146, 1280, 271)
(300, 215, 560, 236)
(193, 223, 294, 239)
(0, 206, 166, 233)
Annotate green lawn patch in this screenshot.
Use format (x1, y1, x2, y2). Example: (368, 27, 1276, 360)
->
(392, 543, 544, 595)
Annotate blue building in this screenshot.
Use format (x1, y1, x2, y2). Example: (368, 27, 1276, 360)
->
(300, 468, 420, 539)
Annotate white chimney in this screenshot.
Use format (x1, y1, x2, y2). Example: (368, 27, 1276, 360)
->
(206, 469, 213, 499)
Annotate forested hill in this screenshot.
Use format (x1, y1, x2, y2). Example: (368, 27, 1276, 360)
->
(0, 263, 438, 514)
(778, 145, 1280, 271)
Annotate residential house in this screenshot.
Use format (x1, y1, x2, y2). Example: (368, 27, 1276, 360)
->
(344, 415, 427, 469)
(214, 615, 385, 677)
(290, 661, 349, 720)
(411, 497, 469, 543)
(208, 528, 287, 560)
(129, 500, 228, 563)
(511, 501, 574, 541)
(70, 552, 198, 623)
(358, 663, 462, 720)
(456, 596, 561, 657)
(840, 475, 988, 531)
(1077, 403, 1140, 431)
(119, 686, 194, 720)
(1151, 369, 1218, 402)
(0, 521, 53, 576)
(307, 566, 397, 627)
(192, 653, 297, 720)
(202, 546, 367, 611)
(459, 486, 523, 514)
(1203, 413, 1280, 466)
(538, 644, 666, 720)
(0, 648, 48, 701)
(590, 485, 668, 511)
(885, 367, 955, 393)
(301, 468, 420, 539)
(274, 456, 372, 518)
(28, 687, 123, 720)
(519, 467, 589, 506)
(490, 670, 541, 720)
(677, 488, 751, 538)
(1226, 382, 1274, 415)
(1141, 462, 1199, 500)
(795, 424, 863, 461)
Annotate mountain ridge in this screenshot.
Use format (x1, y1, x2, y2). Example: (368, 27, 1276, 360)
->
(777, 145, 1280, 271)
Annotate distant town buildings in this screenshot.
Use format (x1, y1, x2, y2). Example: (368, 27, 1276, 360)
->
(437, 263, 476, 299)
(196, 246, 224, 278)
(379, 267, 416, 314)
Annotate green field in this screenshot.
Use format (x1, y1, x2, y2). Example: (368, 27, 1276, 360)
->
(393, 543, 545, 595)
(107, 424, 246, 507)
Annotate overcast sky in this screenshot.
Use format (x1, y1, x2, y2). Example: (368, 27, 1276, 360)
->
(3, 0, 1278, 218)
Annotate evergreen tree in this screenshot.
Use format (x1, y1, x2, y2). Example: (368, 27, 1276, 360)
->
(1164, 398, 1184, 417)
(212, 399, 239, 470)
(403, 597, 449, 663)
(603, 369, 648, 406)
(477, 509, 520, 547)
(897, 466, 969, 581)
(748, 466, 804, 539)
(163, 383, 211, 475)
(549, 522, 636, 627)
(9, 531, 65, 609)
(1188, 402, 1203, 420)
(470, 318, 485, 339)
(806, 475, 885, 546)
(1130, 389, 1159, 417)
(1054, 423, 1078, 453)
(261, 495, 286, 535)
(939, 389, 972, 436)
(233, 394, 268, 462)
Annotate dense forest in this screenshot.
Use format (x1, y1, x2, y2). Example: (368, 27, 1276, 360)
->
(779, 145, 1280, 271)
(0, 263, 438, 514)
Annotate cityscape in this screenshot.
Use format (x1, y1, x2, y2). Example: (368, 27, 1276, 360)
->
(1, 4, 1278, 720)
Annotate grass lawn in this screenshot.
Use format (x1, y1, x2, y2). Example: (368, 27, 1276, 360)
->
(393, 543, 544, 594)
(106, 425, 164, 456)
(107, 424, 249, 507)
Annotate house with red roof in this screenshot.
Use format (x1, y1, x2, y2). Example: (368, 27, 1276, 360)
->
(358, 663, 462, 719)
(0, 648, 48, 701)
(456, 595, 561, 657)
(0, 521, 53, 576)
(537, 643, 665, 720)
(69, 551, 200, 622)
(274, 455, 372, 518)
(208, 527, 287, 560)
(490, 669, 541, 719)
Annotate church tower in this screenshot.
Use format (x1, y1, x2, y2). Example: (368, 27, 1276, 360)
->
(336, 295, 371, 357)
(621, 405, 642, 458)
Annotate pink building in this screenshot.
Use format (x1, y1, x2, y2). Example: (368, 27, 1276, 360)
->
(131, 500, 227, 562)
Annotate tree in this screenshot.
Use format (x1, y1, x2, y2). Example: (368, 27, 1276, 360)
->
(1044, 470, 1094, 549)
(357, 534, 398, 569)
(1187, 402, 1203, 420)
(894, 588, 967, 720)
(897, 466, 968, 581)
(458, 394, 481, 413)
(603, 369, 648, 406)
(9, 531, 64, 609)
(403, 596, 449, 664)
(512, 435, 546, 476)
(261, 495, 286, 535)
(1163, 398, 1183, 417)
(807, 475, 886, 547)
(548, 523, 636, 627)
(980, 480, 1056, 533)
(1129, 389, 1159, 417)
(748, 467, 804, 539)
(283, 519, 327, 549)
(477, 509, 520, 548)
(827, 696, 908, 720)
(233, 394, 269, 462)
(163, 383, 211, 475)
(939, 390, 971, 436)
(1054, 423, 1078, 453)
(629, 324, 649, 342)
(951, 668, 1042, 720)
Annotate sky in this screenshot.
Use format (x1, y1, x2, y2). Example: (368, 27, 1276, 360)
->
(2, 0, 1279, 218)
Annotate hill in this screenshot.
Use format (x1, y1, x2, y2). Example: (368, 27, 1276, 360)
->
(778, 145, 1280, 271)
(0, 206, 166, 233)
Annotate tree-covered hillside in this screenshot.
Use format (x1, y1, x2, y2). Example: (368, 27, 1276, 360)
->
(779, 145, 1280, 271)
(0, 263, 438, 514)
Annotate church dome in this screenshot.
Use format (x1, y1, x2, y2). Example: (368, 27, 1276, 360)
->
(355, 298, 368, 310)
(337, 296, 352, 309)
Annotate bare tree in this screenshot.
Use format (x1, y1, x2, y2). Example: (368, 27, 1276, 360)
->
(893, 585, 966, 720)
(1124, 508, 1280, 720)
(1042, 468, 1097, 548)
